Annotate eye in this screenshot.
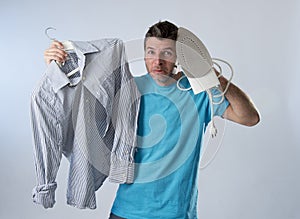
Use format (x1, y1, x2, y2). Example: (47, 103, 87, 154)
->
(147, 50, 155, 55)
(162, 50, 173, 57)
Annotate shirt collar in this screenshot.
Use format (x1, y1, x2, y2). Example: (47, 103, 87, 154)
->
(46, 61, 70, 93)
(48, 41, 100, 93)
(71, 41, 100, 54)
(47, 39, 120, 93)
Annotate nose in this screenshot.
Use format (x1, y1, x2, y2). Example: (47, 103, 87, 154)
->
(153, 54, 164, 65)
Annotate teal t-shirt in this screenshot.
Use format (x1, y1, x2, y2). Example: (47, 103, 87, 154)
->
(111, 74, 229, 219)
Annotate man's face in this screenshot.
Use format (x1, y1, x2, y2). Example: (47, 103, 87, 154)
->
(144, 37, 177, 85)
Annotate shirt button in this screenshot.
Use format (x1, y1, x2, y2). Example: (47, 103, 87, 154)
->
(82, 76, 86, 80)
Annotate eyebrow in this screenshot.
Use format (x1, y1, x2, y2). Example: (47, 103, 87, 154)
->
(146, 46, 174, 51)
(146, 46, 155, 50)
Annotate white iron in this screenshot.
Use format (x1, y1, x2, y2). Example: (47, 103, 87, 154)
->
(176, 27, 220, 94)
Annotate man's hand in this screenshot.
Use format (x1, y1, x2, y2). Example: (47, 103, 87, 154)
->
(44, 41, 68, 65)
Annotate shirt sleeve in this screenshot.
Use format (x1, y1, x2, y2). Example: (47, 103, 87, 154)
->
(30, 77, 63, 208)
(210, 87, 229, 117)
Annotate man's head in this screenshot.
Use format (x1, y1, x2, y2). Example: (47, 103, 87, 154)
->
(144, 21, 179, 86)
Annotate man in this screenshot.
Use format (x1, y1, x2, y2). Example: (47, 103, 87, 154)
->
(44, 21, 259, 219)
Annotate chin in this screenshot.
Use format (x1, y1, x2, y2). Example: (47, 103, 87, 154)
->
(150, 71, 171, 76)
(151, 72, 174, 83)
(151, 72, 169, 79)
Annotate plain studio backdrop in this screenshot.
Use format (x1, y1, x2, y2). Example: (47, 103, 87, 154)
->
(1, 0, 299, 218)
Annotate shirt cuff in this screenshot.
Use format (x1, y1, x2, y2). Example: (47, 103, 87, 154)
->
(32, 182, 57, 208)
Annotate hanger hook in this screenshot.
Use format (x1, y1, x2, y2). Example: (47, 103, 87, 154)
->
(45, 27, 57, 41)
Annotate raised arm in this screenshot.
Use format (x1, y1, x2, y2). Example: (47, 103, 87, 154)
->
(218, 73, 260, 126)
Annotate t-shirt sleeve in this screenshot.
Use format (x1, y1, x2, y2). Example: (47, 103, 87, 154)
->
(210, 87, 229, 117)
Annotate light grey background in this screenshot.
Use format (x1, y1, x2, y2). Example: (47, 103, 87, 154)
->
(1, 0, 299, 218)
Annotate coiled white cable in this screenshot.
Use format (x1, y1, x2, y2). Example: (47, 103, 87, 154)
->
(176, 58, 233, 136)
(211, 58, 234, 105)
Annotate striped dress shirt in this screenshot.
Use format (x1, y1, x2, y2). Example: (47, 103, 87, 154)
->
(31, 39, 140, 209)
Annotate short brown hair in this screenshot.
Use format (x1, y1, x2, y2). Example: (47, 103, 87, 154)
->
(144, 20, 178, 48)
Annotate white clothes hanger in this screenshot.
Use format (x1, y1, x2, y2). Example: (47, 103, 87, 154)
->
(45, 27, 75, 50)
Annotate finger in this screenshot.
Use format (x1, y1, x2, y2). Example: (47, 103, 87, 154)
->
(44, 50, 67, 62)
(44, 50, 68, 64)
(46, 47, 67, 57)
(50, 40, 64, 49)
(44, 54, 65, 65)
(44, 51, 67, 62)
(44, 51, 67, 63)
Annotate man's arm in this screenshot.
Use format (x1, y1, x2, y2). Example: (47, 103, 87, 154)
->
(218, 74, 260, 126)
